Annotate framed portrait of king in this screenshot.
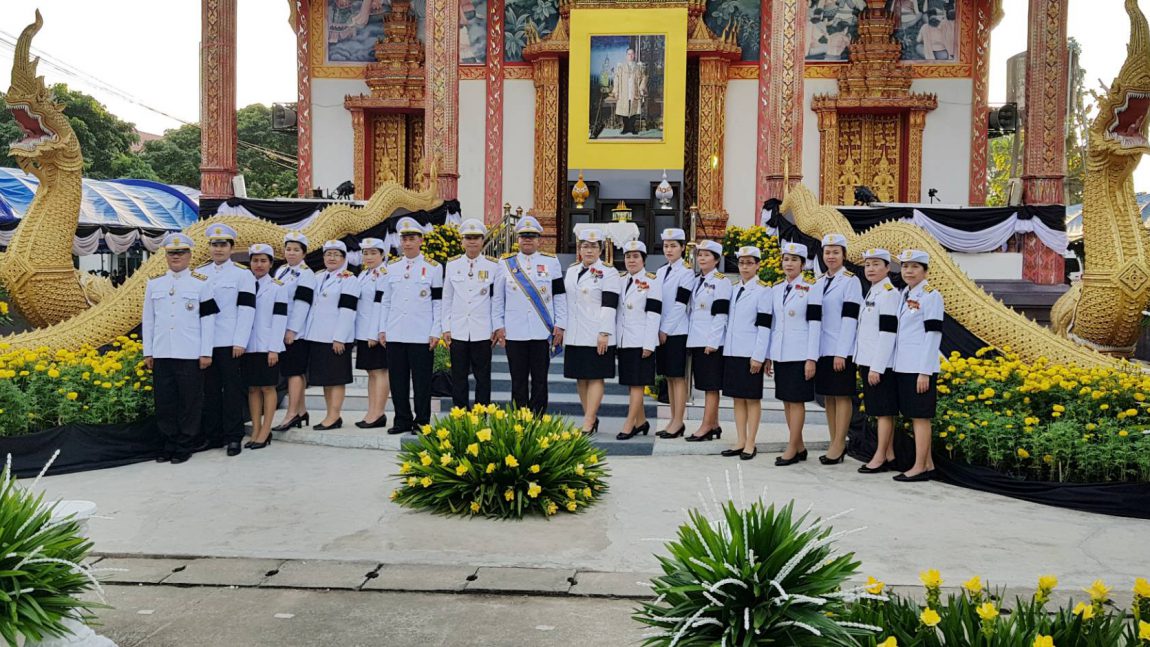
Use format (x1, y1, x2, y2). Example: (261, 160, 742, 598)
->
(587, 34, 666, 141)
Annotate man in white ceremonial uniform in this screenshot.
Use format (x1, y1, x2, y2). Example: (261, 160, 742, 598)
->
(443, 218, 502, 409)
(197, 223, 256, 456)
(142, 233, 219, 464)
(491, 215, 568, 415)
(379, 216, 443, 434)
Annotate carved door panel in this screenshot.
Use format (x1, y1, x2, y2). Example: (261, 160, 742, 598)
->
(835, 114, 904, 203)
(368, 112, 426, 197)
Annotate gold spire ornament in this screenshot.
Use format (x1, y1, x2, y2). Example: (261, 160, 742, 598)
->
(572, 171, 590, 209)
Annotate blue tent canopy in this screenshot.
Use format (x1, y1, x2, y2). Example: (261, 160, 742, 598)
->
(0, 167, 199, 231)
(1065, 192, 1150, 242)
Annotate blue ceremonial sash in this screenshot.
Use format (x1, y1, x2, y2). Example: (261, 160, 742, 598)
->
(506, 255, 562, 357)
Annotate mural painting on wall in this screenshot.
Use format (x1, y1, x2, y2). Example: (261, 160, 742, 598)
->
(587, 35, 666, 141)
(805, 0, 957, 62)
(461, 0, 487, 64)
(703, 0, 760, 62)
(326, 0, 426, 63)
(505, 0, 560, 62)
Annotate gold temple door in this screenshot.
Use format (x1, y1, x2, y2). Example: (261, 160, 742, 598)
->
(366, 112, 425, 197)
(832, 113, 904, 204)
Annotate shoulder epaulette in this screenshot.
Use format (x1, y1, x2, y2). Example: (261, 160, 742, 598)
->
(923, 284, 936, 293)
(540, 252, 557, 258)
(646, 271, 657, 279)
(758, 279, 770, 287)
(569, 261, 581, 268)
(714, 272, 726, 280)
(842, 270, 855, 278)
(882, 282, 894, 291)
(486, 255, 498, 263)
(804, 276, 817, 285)
(272, 278, 284, 286)
(448, 255, 461, 263)
(191, 271, 207, 281)
(426, 258, 440, 267)
(619, 270, 628, 277)
(388, 257, 404, 265)
(772, 279, 785, 287)
(501, 252, 516, 259)
(233, 262, 248, 270)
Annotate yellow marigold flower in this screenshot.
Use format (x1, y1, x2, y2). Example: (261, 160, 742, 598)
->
(527, 482, 542, 498)
(581, 487, 592, 499)
(1125, 408, 1139, 417)
(406, 476, 418, 486)
(1052, 404, 1066, 413)
(504, 488, 515, 501)
(1085, 579, 1110, 603)
(545, 501, 558, 515)
(450, 407, 465, 419)
(47, 368, 60, 378)
(65, 391, 78, 401)
(1073, 601, 1095, 619)
(976, 602, 998, 621)
(1138, 620, 1150, 640)
(466, 443, 479, 457)
(420, 477, 433, 488)
(1032, 635, 1054, 647)
(865, 576, 885, 595)
(920, 608, 941, 627)
(513, 423, 524, 433)
(486, 463, 495, 474)
(436, 428, 450, 440)
(469, 414, 480, 425)
(566, 500, 578, 512)
(1100, 403, 1110, 410)
(400, 462, 412, 474)
(1017, 448, 1030, 459)
(421, 424, 433, 435)
(877, 638, 897, 647)
(560, 431, 572, 441)
(476, 428, 492, 442)
(439, 439, 452, 450)
(920, 569, 942, 589)
(588, 454, 599, 465)
(1085, 423, 1097, 431)
(575, 464, 585, 476)
(505, 454, 519, 468)
(455, 464, 469, 476)
(1134, 577, 1150, 598)
(494, 409, 506, 420)
(1120, 430, 1130, 437)
(421, 455, 433, 466)
(470, 501, 481, 513)
(964, 576, 983, 596)
(389, 490, 399, 501)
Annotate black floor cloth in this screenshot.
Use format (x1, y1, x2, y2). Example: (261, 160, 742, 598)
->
(2, 419, 161, 478)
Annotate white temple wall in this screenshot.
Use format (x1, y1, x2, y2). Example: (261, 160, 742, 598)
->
(723, 79, 759, 228)
(458, 79, 486, 217)
(502, 79, 537, 215)
(914, 78, 972, 206)
(310, 78, 366, 194)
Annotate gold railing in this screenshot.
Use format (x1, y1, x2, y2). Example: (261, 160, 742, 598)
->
(483, 203, 523, 258)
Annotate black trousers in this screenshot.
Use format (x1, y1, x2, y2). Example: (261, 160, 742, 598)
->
(450, 339, 493, 409)
(153, 358, 204, 456)
(202, 346, 245, 446)
(505, 339, 550, 415)
(387, 341, 433, 430)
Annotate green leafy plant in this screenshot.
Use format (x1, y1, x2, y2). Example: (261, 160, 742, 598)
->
(636, 499, 877, 646)
(432, 339, 451, 373)
(0, 457, 105, 644)
(391, 404, 608, 519)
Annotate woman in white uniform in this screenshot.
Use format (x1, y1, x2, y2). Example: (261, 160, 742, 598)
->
(272, 231, 316, 431)
(654, 228, 694, 439)
(242, 244, 289, 449)
(614, 240, 662, 440)
(768, 242, 822, 465)
(891, 249, 944, 482)
(302, 240, 360, 430)
(685, 240, 730, 442)
(354, 238, 391, 428)
(813, 233, 863, 464)
(855, 248, 901, 473)
(719, 246, 772, 460)
(563, 227, 621, 435)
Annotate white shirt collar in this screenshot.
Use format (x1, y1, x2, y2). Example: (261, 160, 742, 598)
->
(169, 268, 190, 279)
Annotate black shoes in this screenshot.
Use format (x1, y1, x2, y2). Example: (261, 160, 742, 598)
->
(386, 426, 412, 435)
(740, 449, 758, 461)
(819, 453, 846, 465)
(720, 448, 743, 457)
(775, 449, 809, 466)
(272, 412, 309, 432)
(314, 418, 343, 431)
(857, 463, 890, 474)
(170, 453, 191, 465)
(155, 453, 171, 463)
(356, 414, 388, 429)
(583, 418, 600, 436)
(616, 421, 650, 440)
(247, 435, 273, 450)
(893, 470, 935, 482)
(226, 441, 242, 457)
(657, 425, 686, 439)
(686, 428, 722, 442)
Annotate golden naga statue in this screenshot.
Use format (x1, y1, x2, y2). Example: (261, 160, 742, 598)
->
(1050, 0, 1150, 355)
(0, 11, 114, 328)
(0, 12, 441, 351)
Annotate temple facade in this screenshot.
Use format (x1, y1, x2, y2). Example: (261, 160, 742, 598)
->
(200, 0, 1068, 276)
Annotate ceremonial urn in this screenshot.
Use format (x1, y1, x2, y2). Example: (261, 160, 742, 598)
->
(655, 170, 674, 209)
(572, 171, 590, 209)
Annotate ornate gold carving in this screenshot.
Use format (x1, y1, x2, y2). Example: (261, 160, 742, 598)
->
(364, 0, 425, 101)
(350, 108, 366, 199)
(968, 0, 993, 205)
(1050, 0, 1150, 355)
(460, 65, 485, 80)
(424, 0, 461, 197)
(372, 113, 408, 188)
(572, 171, 589, 208)
(696, 56, 730, 219)
(531, 55, 562, 248)
(408, 113, 425, 188)
(727, 65, 757, 80)
(505, 65, 536, 79)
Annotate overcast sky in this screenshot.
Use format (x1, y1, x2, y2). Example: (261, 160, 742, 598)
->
(1, 0, 1147, 196)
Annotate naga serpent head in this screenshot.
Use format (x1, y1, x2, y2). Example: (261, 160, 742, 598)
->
(5, 11, 78, 176)
(1091, 0, 1150, 161)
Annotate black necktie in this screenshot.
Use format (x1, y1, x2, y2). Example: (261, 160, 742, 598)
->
(823, 275, 834, 294)
(578, 266, 589, 281)
(736, 286, 744, 301)
(625, 277, 633, 293)
(784, 283, 793, 301)
(255, 280, 260, 294)
(695, 276, 705, 295)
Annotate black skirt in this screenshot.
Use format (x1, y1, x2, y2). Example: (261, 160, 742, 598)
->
(617, 347, 656, 386)
(564, 345, 617, 379)
(773, 360, 814, 403)
(279, 338, 309, 377)
(722, 356, 765, 399)
(308, 340, 353, 387)
(656, 334, 688, 378)
(858, 365, 899, 417)
(355, 339, 388, 370)
(896, 371, 937, 419)
(241, 352, 280, 388)
(815, 355, 857, 396)
(689, 347, 724, 392)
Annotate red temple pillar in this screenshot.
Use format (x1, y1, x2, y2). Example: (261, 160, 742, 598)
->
(294, 0, 313, 198)
(1020, 0, 1069, 285)
(424, 0, 460, 198)
(200, 0, 238, 199)
(756, 0, 807, 205)
(484, 0, 505, 225)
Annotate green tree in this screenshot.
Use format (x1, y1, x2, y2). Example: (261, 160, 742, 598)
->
(985, 134, 1014, 207)
(0, 84, 157, 180)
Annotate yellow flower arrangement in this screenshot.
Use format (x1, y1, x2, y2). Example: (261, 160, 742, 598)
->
(964, 575, 984, 597)
(1073, 601, 1095, 620)
(866, 576, 885, 595)
(1086, 579, 1111, 603)
(976, 601, 998, 621)
(1033, 635, 1054, 647)
(920, 608, 941, 627)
